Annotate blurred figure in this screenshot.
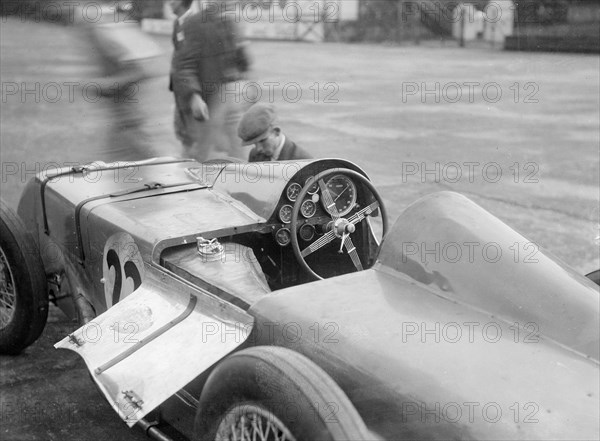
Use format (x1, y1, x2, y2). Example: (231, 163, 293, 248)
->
(169, 0, 250, 162)
(238, 103, 312, 162)
(84, 1, 165, 161)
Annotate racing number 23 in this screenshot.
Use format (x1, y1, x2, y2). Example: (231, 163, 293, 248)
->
(102, 233, 145, 307)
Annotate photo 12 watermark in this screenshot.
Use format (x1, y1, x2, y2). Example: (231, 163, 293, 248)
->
(214, 81, 339, 104)
(399, 400, 540, 424)
(401, 240, 540, 265)
(1, 81, 139, 104)
(1, 1, 138, 24)
(400, 1, 516, 24)
(401, 82, 539, 104)
(201, 0, 341, 24)
(1, 161, 141, 184)
(400, 321, 540, 344)
(400, 161, 540, 185)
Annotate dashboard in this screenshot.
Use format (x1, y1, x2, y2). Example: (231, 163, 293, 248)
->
(244, 163, 382, 289)
(159, 160, 383, 295)
(273, 173, 359, 247)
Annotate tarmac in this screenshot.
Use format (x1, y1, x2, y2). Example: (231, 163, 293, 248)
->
(1, 14, 599, 441)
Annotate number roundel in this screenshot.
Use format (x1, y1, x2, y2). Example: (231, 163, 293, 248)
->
(102, 232, 145, 308)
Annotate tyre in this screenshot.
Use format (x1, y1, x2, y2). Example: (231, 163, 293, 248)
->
(0, 200, 48, 354)
(194, 346, 373, 441)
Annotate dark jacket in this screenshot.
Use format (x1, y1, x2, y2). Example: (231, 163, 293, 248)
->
(170, 11, 243, 110)
(248, 137, 312, 162)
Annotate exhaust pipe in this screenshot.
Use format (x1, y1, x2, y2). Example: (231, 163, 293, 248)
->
(137, 418, 174, 441)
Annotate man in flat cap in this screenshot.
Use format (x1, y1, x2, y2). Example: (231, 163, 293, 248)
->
(238, 103, 312, 162)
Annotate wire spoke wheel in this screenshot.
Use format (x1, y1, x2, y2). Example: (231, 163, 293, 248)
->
(196, 347, 371, 441)
(0, 199, 48, 354)
(0, 246, 17, 329)
(215, 403, 296, 441)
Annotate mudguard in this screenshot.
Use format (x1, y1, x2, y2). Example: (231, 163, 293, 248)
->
(55, 266, 253, 427)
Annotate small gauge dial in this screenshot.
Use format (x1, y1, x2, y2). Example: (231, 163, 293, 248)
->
(275, 228, 291, 246)
(299, 224, 315, 241)
(300, 200, 316, 218)
(279, 205, 293, 224)
(286, 182, 302, 202)
(305, 177, 319, 194)
(322, 174, 357, 217)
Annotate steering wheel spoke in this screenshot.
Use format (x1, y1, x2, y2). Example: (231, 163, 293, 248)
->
(318, 178, 339, 220)
(348, 201, 380, 225)
(301, 230, 336, 258)
(342, 236, 363, 271)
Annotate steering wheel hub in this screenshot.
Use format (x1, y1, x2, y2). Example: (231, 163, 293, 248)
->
(332, 218, 356, 238)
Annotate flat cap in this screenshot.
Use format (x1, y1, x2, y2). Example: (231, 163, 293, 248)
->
(237, 103, 277, 146)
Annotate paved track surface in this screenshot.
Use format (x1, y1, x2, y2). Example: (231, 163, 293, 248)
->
(1, 17, 598, 441)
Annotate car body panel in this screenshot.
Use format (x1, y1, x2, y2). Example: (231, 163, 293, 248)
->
(55, 264, 253, 427)
(250, 268, 599, 440)
(80, 190, 264, 312)
(161, 241, 272, 308)
(379, 192, 599, 360)
(34, 160, 200, 260)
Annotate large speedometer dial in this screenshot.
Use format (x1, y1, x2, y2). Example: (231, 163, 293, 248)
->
(322, 174, 357, 216)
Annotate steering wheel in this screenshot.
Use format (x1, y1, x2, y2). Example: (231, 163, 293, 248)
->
(290, 168, 388, 280)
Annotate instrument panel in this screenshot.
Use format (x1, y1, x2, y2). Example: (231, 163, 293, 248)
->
(273, 172, 360, 246)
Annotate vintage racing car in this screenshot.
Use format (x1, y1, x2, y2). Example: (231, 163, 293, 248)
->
(1, 157, 598, 440)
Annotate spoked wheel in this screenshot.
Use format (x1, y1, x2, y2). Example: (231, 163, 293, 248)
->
(215, 402, 296, 441)
(0, 247, 17, 329)
(195, 346, 372, 441)
(0, 200, 48, 354)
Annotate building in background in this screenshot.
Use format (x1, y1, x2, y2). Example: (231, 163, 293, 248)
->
(506, 0, 599, 53)
(3, 0, 596, 52)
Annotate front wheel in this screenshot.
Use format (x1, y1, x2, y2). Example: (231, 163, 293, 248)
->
(194, 346, 373, 441)
(0, 200, 48, 354)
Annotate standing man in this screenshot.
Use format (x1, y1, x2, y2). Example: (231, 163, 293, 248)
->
(169, 0, 249, 161)
(238, 103, 312, 162)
